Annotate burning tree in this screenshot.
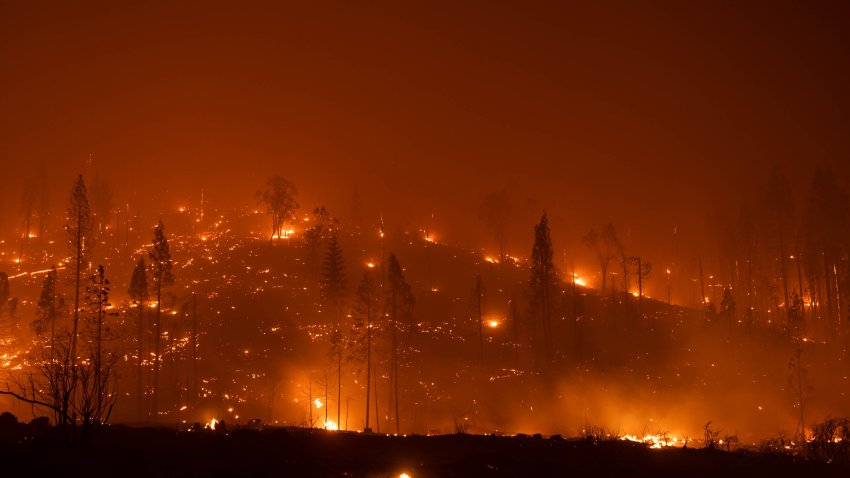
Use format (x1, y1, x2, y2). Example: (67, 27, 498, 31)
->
(148, 219, 174, 419)
(256, 175, 299, 240)
(320, 230, 347, 428)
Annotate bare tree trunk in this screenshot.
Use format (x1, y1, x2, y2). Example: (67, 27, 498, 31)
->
(153, 280, 161, 420)
(192, 293, 198, 410)
(365, 282, 372, 430)
(137, 302, 144, 420)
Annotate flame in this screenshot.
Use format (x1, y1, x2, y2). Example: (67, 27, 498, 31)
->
(324, 420, 338, 430)
(314, 398, 323, 409)
(487, 320, 500, 328)
(208, 418, 218, 430)
(620, 433, 681, 448)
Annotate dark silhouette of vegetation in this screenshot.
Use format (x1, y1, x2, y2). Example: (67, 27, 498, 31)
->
(385, 253, 414, 434)
(148, 219, 174, 419)
(582, 223, 622, 295)
(128, 257, 147, 419)
(256, 175, 299, 241)
(528, 212, 557, 366)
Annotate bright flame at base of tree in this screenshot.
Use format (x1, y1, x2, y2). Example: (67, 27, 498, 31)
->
(324, 420, 338, 430)
(208, 418, 218, 430)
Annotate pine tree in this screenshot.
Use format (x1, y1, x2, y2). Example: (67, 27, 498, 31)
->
(80, 264, 114, 427)
(350, 270, 378, 431)
(148, 219, 174, 419)
(528, 212, 557, 367)
(385, 253, 414, 434)
(128, 257, 148, 419)
(320, 231, 346, 428)
(66, 174, 93, 412)
(33, 267, 59, 347)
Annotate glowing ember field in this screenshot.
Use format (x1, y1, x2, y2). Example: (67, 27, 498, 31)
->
(3, 2, 850, 475)
(2, 203, 849, 452)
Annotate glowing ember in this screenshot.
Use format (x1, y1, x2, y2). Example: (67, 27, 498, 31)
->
(620, 433, 682, 449)
(487, 320, 500, 328)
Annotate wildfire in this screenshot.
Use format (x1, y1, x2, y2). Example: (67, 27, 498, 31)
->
(620, 433, 682, 449)
(324, 420, 338, 430)
(486, 320, 500, 328)
(314, 398, 323, 409)
(208, 418, 218, 430)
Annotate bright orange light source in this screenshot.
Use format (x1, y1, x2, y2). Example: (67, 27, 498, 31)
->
(487, 320, 499, 328)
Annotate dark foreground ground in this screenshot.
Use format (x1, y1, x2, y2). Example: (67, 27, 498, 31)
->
(2, 425, 849, 478)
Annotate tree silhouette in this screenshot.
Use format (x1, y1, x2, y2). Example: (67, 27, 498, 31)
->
(582, 223, 622, 295)
(385, 253, 414, 434)
(66, 174, 93, 407)
(148, 219, 174, 419)
(128, 257, 148, 420)
(0, 272, 8, 317)
(80, 264, 117, 429)
(256, 175, 299, 241)
(528, 212, 557, 366)
(32, 267, 59, 344)
(18, 177, 37, 265)
(320, 231, 347, 428)
(305, 206, 336, 284)
(472, 274, 485, 360)
(349, 270, 378, 431)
